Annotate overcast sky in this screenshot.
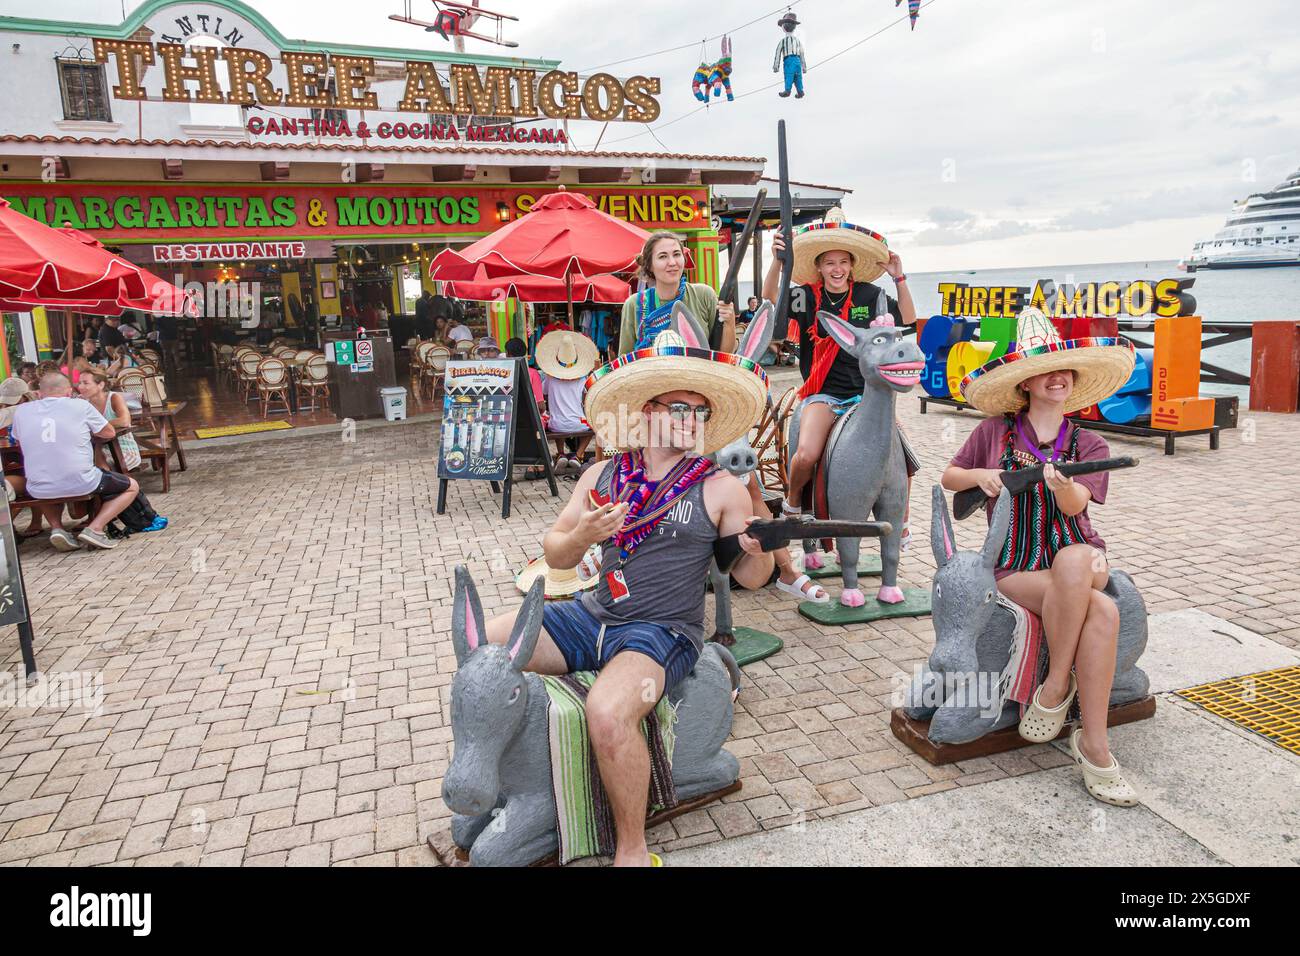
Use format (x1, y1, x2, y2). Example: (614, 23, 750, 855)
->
(7, 0, 1298, 271)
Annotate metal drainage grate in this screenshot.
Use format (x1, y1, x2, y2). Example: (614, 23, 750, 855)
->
(1177, 665, 1300, 756)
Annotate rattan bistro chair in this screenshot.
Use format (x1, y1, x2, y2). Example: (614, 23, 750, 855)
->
(256, 357, 292, 418)
(422, 344, 451, 401)
(237, 352, 264, 403)
(753, 385, 800, 497)
(299, 355, 331, 412)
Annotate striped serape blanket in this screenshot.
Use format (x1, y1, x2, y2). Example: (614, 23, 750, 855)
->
(543, 672, 679, 865)
(993, 595, 1046, 718)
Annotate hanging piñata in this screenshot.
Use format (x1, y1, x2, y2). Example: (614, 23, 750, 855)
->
(896, 0, 921, 30)
(772, 12, 805, 98)
(692, 35, 734, 102)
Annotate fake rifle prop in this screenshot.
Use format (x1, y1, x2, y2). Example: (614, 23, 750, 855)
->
(711, 188, 768, 349)
(774, 120, 794, 335)
(952, 456, 1138, 521)
(715, 516, 891, 572)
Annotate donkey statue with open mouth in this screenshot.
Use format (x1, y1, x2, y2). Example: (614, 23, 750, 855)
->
(787, 305, 926, 606)
(442, 566, 743, 866)
(903, 486, 1150, 744)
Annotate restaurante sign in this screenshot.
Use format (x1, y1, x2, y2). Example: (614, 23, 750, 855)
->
(90, 37, 663, 123)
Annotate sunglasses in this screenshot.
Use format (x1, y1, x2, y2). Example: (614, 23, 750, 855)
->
(648, 399, 712, 422)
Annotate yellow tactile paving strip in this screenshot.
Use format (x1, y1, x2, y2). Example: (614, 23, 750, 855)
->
(1177, 666, 1300, 756)
(194, 420, 294, 439)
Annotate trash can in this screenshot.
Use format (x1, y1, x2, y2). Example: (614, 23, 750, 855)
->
(379, 386, 408, 421)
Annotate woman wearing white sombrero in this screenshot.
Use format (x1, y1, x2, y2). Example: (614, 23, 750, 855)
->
(763, 208, 920, 545)
(942, 308, 1140, 808)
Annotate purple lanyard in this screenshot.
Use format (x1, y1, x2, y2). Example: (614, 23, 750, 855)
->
(1015, 414, 1069, 464)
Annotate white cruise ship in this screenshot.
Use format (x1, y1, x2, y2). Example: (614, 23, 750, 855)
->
(1183, 165, 1300, 270)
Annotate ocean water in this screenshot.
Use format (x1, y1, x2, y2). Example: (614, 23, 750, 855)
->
(907, 260, 1300, 400)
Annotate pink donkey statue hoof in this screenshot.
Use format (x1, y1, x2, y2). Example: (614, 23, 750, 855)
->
(876, 585, 905, 604)
(840, 589, 866, 608)
(803, 551, 825, 571)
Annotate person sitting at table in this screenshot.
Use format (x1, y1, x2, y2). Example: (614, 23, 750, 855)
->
(106, 344, 140, 378)
(11, 372, 139, 552)
(0, 377, 28, 433)
(17, 363, 38, 388)
(77, 369, 142, 472)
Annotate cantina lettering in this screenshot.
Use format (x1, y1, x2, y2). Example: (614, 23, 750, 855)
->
(91, 38, 662, 123)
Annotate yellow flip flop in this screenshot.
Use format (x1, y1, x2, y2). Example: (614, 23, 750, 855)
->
(649, 853, 663, 867)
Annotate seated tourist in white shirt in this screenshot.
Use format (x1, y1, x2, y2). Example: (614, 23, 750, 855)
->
(11, 372, 140, 552)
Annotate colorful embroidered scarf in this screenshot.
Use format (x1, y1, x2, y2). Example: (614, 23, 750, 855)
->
(609, 450, 715, 563)
(995, 416, 1089, 573)
(797, 280, 854, 400)
(633, 277, 688, 350)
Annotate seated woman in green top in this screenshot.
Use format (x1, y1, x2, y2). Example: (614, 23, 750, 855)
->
(619, 231, 737, 354)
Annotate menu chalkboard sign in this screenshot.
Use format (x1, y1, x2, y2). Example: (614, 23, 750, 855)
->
(0, 501, 36, 676)
(436, 357, 559, 519)
(437, 359, 517, 482)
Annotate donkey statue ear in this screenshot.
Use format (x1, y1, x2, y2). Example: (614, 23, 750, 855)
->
(452, 565, 488, 668)
(982, 489, 1013, 569)
(930, 484, 956, 568)
(736, 300, 775, 362)
(507, 576, 546, 671)
(817, 310, 860, 353)
(670, 301, 710, 349)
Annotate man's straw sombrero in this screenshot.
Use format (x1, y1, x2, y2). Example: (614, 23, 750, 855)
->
(583, 330, 768, 455)
(536, 330, 599, 380)
(960, 308, 1136, 416)
(791, 207, 890, 285)
(515, 548, 599, 598)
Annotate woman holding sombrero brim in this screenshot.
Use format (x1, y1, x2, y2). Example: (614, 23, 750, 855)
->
(618, 231, 737, 355)
(942, 307, 1139, 807)
(762, 208, 919, 539)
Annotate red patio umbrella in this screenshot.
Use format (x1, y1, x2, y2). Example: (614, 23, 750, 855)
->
(427, 189, 653, 283)
(442, 271, 630, 305)
(0, 198, 150, 301)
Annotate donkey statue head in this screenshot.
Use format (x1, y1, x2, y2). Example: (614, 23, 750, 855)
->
(816, 306, 925, 395)
(442, 566, 545, 818)
(929, 485, 1011, 678)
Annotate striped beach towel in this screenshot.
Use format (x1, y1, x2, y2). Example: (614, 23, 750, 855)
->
(993, 595, 1045, 717)
(543, 672, 679, 865)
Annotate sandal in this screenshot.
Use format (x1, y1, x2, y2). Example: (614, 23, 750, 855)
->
(1069, 728, 1139, 807)
(523, 466, 548, 481)
(775, 573, 829, 604)
(1017, 674, 1076, 742)
(781, 497, 802, 516)
(899, 521, 911, 551)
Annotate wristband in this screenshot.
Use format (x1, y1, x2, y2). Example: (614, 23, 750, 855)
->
(893, 274, 908, 283)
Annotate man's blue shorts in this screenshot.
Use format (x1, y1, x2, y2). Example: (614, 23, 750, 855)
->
(542, 599, 699, 693)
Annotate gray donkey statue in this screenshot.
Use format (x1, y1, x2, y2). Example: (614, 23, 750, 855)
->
(903, 486, 1150, 744)
(787, 303, 926, 606)
(442, 566, 743, 866)
(707, 435, 759, 645)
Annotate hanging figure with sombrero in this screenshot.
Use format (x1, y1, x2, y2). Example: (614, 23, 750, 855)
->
(763, 208, 920, 544)
(941, 307, 1140, 807)
(478, 310, 776, 866)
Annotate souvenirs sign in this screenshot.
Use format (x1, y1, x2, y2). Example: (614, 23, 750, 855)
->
(3, 183, 710, 242)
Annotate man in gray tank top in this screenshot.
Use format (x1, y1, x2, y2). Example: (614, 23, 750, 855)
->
(480, 306, 776, 866)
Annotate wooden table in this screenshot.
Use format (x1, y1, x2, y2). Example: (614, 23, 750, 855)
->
(137, 401, 188, 492)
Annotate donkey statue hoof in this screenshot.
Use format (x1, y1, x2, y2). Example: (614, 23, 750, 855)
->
(803, 551, 825, 571)
(876, 585, 905, 604)
(840, 588, 866, 607)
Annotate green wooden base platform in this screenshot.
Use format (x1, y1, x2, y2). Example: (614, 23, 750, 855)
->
(801, 553, 882, 580)
(798, 587, 932, 625)
(709, 627, 784, 667)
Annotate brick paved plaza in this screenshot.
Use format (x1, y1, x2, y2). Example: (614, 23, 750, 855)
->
(1, 386, 1297, 867)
